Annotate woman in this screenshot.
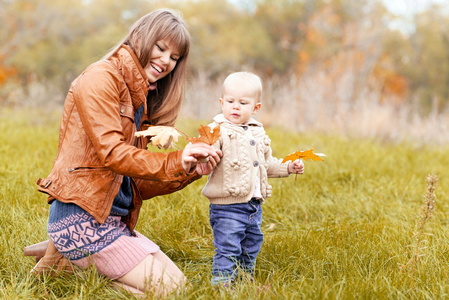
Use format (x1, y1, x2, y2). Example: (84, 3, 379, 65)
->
(28, 8, 221, 296)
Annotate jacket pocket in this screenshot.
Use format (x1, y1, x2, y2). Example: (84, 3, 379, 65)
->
(119, 103, 134, 120)
(63, 166, 115, 200)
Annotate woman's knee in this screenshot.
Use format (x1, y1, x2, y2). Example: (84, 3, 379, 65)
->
(116, 251, 186, 294)
(152, 251, 186, 280)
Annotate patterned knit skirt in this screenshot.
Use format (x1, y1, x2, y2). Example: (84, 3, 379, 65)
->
(48, 201, 159, 279)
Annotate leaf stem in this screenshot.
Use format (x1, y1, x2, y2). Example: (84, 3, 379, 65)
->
(174, 127, 189, 138)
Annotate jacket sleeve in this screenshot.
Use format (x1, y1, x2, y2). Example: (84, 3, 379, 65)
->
(74, 62, 190, 182)
(134, 166, 202, 200)
(264, 135, 289, 178)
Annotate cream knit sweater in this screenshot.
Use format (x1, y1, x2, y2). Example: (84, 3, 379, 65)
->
(202, 114, 290, 205)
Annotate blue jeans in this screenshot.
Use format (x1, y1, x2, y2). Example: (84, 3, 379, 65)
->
(209, 198, 264, 285)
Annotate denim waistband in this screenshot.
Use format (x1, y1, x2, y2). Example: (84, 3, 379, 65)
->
(250, 198, 261, 204)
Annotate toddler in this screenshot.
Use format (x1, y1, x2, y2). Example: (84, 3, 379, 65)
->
(202, 71, 304, 285)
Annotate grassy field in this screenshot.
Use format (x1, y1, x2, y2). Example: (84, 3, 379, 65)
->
(0, 109, 447, 299)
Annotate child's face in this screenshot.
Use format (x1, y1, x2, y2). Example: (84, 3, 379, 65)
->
(220, 84, 261, 124)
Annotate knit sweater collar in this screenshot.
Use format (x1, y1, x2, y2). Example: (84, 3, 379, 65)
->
(213, 114, 263, 127)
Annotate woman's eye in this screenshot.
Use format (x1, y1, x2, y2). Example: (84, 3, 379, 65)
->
(156, 44, 163, 51)
(170, 56, 179, 62)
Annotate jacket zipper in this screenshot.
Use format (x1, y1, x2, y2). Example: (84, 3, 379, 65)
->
(129, 177, 141, 236)
(67, 166, 107, 172)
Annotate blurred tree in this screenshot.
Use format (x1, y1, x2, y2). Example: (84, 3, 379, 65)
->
(408, 6, 449, 112)
(376, 30, 411, 104)
(382, 3, 449, 113)
(0, 0, 448, 113)
(1, 0, 154, 93)
(253, 0, 308, 75)
(255, 0, 391, 106)
(179, 0, 274, 78)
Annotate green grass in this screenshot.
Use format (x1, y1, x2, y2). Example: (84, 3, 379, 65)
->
(1, 108, 448, 299)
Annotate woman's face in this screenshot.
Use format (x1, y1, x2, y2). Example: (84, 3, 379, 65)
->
(144, 38, 180, 84)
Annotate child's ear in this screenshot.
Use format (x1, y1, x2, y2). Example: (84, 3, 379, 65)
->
(219, 98, 224, 106)
(252, 102, 262, 115)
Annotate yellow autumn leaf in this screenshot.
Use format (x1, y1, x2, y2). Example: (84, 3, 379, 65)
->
(282, 148, 325, 163)
(135, 126, 181, 149)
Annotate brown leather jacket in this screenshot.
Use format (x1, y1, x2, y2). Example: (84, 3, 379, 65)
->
(37, 45, 200, 230)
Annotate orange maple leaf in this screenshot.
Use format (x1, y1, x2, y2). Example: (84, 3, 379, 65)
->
(186, 124, 220, 145)
(282, 148, 325, 163)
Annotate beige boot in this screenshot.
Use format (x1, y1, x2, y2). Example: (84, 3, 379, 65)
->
(27, 240, 74, 276)
(24, 240, 49, 263)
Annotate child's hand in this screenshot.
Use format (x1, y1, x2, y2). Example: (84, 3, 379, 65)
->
(266, 184, 272, 198)
(288, 159, 305, 175)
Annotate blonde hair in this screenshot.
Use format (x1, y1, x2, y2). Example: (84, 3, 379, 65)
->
(222, 72, 263, 102)
(104, 8, 190, 126)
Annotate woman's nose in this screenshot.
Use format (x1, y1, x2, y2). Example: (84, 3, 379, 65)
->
(160, 52, 170, 65)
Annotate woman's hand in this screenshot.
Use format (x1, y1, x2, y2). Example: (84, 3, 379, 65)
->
(181, 142, 222, 175)
(288, 159, 305, 175)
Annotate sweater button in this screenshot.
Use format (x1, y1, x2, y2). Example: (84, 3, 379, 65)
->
(250, 140, 256, 146)
(120, 108, 125, 113)
(242, 126, 248, 131)
(253, 161, 259, 167)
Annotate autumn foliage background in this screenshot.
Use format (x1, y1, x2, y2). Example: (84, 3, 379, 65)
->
(1, 0, 449, 299)
(1, 0, 449, 144)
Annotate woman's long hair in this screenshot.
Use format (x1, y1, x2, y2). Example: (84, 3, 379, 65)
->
(103, 8, 190, 126)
